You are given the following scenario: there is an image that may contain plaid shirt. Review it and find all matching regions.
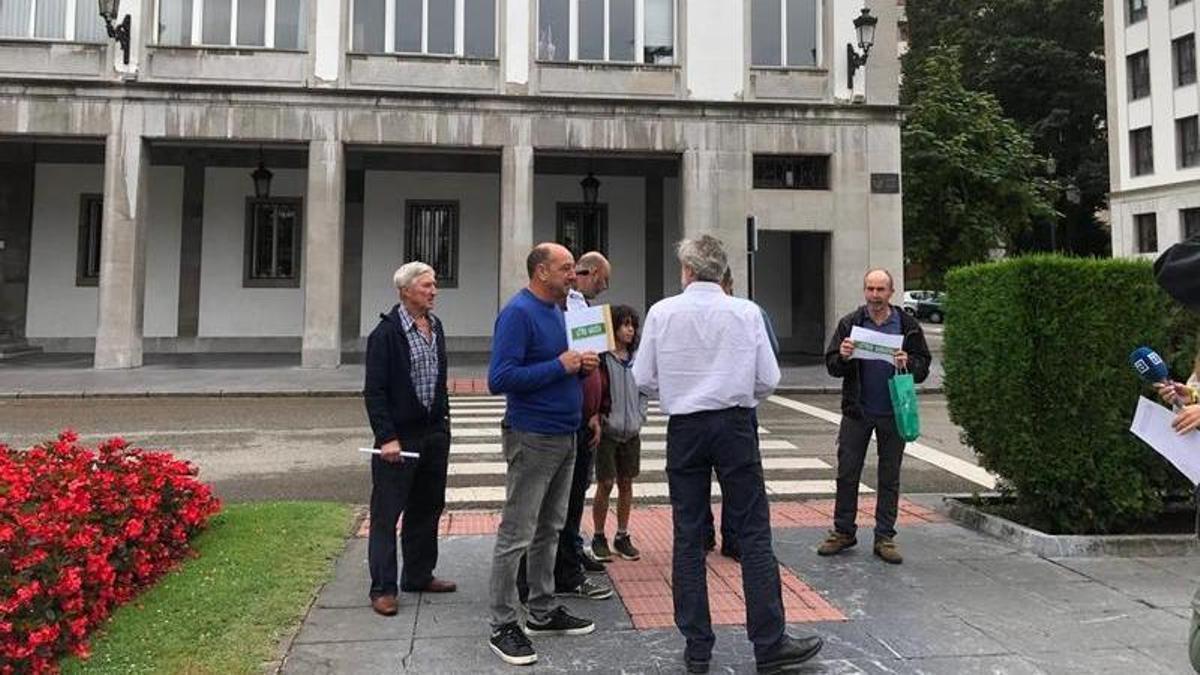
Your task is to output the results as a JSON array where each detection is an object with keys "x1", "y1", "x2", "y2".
[{"x1": 397, "y1": 304, "x2": 440, "y2": 411}]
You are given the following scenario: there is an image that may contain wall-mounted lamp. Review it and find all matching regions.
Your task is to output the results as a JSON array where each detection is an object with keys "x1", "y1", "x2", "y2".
[
  {"x1": 97, "y1": 0, "x2": 131, "y2": 65},
  {"x1": 580, "y1": 172, "x2": 600, "y2": 210},
  {"x1": 846, "y1": 7, "x2": 878, "y2": 91},
  {"x1": 251, "y1": 148, "x2": 274, "y2": 199}
]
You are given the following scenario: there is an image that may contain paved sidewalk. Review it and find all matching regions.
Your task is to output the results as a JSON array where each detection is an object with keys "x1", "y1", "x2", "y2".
[
  {"x1": 0, "y1": 353, "x2": 944, "y2": 398},
  {"x1": 281, "y1": 499, "x2": 1195, "y2": 674}
]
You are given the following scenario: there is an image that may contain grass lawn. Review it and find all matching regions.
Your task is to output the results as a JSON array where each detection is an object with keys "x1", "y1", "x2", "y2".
[{"x1": 63, "y1": 501, "x2": 355, "y2": 674}]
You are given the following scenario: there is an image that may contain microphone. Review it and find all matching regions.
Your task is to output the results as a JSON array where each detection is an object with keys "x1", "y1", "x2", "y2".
[{"x1": 1130, "y1": 346, "x2": 1182, "y2": 411}]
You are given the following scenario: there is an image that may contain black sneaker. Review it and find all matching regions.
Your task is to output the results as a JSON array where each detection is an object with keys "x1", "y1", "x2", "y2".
[
  {"x1": 613, "y1": 533, "x2": 641, "y2": 561},
  {"x1": 556, "y1": 577, "x2": 613, "y2": 600},
  {"x1": 581, "y1": 550, "x2": 606, "y2": 572},
  {"x1": 489, "y1": 621, "x2": 537, "y2": 665},
  {"x1": 591, "y1": 534, "x2": 614, "y2": 562},
  {"x1": 756, "y1": 635, "x2": 823, "y2": 674},
  {"x1": 524, "y1": 606, "x2": 596, "y2": 636}
]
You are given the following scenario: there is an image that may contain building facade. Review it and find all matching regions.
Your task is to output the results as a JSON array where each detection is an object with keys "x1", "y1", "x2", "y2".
[
  {"x1": 1106, "y1": 0, "x2": 1200, "y2": 258},
  {"x1": 0, "y1": 0, "x2": 903, "y2": 368}
]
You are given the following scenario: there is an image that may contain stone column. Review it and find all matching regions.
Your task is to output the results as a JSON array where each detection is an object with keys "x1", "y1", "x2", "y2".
[
  {"x1": 498, "y1": 144, "x2": 534, "y2": 308},
  {"x1": 302, "y1": 139, "x2": 345, "y2": 368},
  {"x1": 680, "y1": 147, "x2": 750, "y2": 292},
  {"x1": 94, "y1": 107, "x2": 149, "y2": 369}
]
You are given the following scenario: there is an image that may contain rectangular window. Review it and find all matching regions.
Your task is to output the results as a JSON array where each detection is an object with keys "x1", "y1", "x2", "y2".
[
  {"x1": 1128, "y1": 50, "x2": 1150, "y2": 100},
  {"x1": 1180, "y1": 116, "x2": 1200, "y2": 169},
  {"x1": 158, "y1": 0, "x2": 308, "y2": 49},
  {"x1": 354, "y1": 0, "x2": 495, "y2": 58},
  {"x1": 1181, "y1": 208, "x2": 1200, "y2": 241},
  {"x1": 76, "y1": 194, "x2": 102, "y2": 287},
  {"x1": 1131, "y1": 127, "x2": 1154, "y2": 176},
  {"x1": 406, "y1": 201, "x2": 460, "y2": 288},
  {"x1": 540, "y1": 0, "x2": 674, "y2": 64},
  {"x1": 753, "y1": 155, "x2": 831, "y2": 190},
  {"x1": 1175, "y1": 35, "x2": 1197, "y2": 87},
  {"x1": 556, "y1": 203, "x2": 609, "y2": 258},
  {"x1": 0, "y1": 0, "x2": 106, "y2": 41},
  {"x1": 1128, "y1": 0, "x2": 1147, "y2": 23},
  {"x1": 244, "y1": 198, "x2": 302, "y2": 287},
  {"x1": 1135, "y1": 213, "x2": 1158, "y2": 254},
  {"x1": 753, "y1": 0, "x2": 821, "y2": 67}
]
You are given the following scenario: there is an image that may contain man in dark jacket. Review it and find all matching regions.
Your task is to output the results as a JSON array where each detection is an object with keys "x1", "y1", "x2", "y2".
[
  {"x1": 818, "y1": 269, "x2": 931, "y2": 565},
  {"x1": 363, "y1": 261, "x2": 456, "y2": 617}
]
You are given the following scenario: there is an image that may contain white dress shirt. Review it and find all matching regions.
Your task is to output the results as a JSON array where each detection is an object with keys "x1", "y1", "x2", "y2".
[
  {"x1": 632, "y1": 281, "x2": 781, "y2": 416},
  {"x1": 566, "y1": 288, "x2": 588, "y2": 312}
]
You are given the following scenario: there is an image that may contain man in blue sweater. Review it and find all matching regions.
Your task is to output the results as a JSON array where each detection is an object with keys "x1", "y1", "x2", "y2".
[{"x1": 486, "y1": 243, "x2": 600, "y2": 666}]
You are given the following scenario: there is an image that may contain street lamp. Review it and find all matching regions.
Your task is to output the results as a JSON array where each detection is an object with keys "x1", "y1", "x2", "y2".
[
  {"x1": 846, "y1": 7, "x2": 878, "y2": 90},
  {"x1": 251, "y1": 149, "x2": 273, "y2": 199},
  {"x1": 580, "y1": 172, "x2": 600, "y2": 209},
  {"x1": 97, "y1": 0, "x2": 131, "y2": 65}
]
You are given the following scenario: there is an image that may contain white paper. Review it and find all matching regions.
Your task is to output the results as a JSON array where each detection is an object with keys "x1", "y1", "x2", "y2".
[
  {"x1": 849, "y1": 325, "x2": 904, "y2": 363},
  {"x1": 565, "y1": 304, "x2": 615, "y2": 353},
  {"x1": 358, "y1": 447, "x2": 421, "y2": 458},
  {"x1": 1130, "y1": 397, "x2": 1200, "y2": 486}
]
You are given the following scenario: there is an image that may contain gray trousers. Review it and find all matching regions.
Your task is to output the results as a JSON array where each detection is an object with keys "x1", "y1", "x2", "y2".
[
  {"x1": 488, "y1": 427, "x2": 576, "y2": 628},
  {"x1": 834, "y1": 413, "x2": 906, "y2": 539}
]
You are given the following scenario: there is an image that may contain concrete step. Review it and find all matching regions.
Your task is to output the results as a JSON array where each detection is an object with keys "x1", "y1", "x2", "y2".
[{"x1": 0, "y1": 340, "x2": 42, "y2": 360}]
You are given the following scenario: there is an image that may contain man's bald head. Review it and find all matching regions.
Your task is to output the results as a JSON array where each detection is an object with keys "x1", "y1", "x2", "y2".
[
  {"x1": 863, "y1": 268, "x2": 895, "y2": 291},
  {"x1": 527, "y1": 243, "x2": 572, "y2": 279},
  {"x1": 574, "y1": 251, "x2": 611, "y2": 300},
  {"x1": 863, "y1": 268, "x2": 896, "y2": 312}
]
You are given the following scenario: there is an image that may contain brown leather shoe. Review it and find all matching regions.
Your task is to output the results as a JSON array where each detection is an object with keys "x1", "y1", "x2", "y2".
[
  {"x1": 371, "y1": 594, "x2": 399, "y2": 616},
  {"x1": 405, "y1": 577, "x2": 457, "y2": 593},
  {"x1": 873, "y1": 537, "x2": 904, "y2": 565},
  {"x1": 816, "y1": 530, "x2": 857, "y2": 556}
]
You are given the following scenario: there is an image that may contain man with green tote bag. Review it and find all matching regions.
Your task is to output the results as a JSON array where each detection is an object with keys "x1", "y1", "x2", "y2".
[{"x1": 817, "y1": 269, "x2": 931, "y2": 565}]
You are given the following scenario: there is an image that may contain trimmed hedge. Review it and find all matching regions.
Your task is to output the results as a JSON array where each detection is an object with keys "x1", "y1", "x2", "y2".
[{"x1": 944, "y1": 256, "x2": 1200, "y2": 534}]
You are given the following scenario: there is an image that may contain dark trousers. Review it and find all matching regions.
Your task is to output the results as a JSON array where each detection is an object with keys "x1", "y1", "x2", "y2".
[
  {"x1": 368, "y1": 429, "x2": 450, "y2": 598},
  {"x1": 518, "y1": 426, "x2": 591, "y2": 598},
  {"x1": 834, "y1": 413, "x2": 906, "y2": 539},
  {"x1": 667, "y1": 407, "x2": 784, "y2": 662},
  {"x1": 704, "y1": 410, "x2": 760, "y2": 554}
]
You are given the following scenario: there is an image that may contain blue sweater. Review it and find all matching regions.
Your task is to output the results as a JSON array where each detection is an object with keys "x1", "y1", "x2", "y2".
[{"x1": 488, "y1": 289, "x2": 582, "y2": 435}]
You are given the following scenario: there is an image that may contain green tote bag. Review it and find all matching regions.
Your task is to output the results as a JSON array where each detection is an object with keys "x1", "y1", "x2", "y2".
[{"x1": 888, "y1": 369, "x2": 921, "y2": 442}]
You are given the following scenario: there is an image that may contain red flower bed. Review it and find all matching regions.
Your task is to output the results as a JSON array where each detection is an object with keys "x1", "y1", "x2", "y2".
[{"x1": 0, "y1": 431, "x2": 221, "y2": 673}]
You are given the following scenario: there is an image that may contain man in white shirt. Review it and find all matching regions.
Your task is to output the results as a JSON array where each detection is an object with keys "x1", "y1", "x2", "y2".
[{"x1": 633, "y1": 235, "x2": 822, "y2": 674}]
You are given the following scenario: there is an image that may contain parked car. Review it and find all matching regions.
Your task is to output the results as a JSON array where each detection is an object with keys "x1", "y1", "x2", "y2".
[
  {"x1": 902, "y1": 290, "x2": 938, "y2": 316},
  {"x1": 915, "y1": 294, "x2": 946, "y2": 323}
]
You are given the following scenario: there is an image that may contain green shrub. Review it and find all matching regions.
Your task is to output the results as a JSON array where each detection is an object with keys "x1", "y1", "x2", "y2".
[{"x1": 944, "y1": 255, "x2": 1200, "y2": 534}]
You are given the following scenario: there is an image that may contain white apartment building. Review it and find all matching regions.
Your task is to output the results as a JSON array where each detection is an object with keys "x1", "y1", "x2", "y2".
[
  {"x1": 1107, "y1": 0, "x2": 1200, "y2": 257},
  {"x1": 0, "y1": 0, "x2": 902, "y2": 369}
]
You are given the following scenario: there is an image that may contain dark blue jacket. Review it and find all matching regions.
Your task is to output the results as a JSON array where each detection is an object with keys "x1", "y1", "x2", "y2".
[{"x1": 363, "y1": 305, "x2": 450, "y2": 447}]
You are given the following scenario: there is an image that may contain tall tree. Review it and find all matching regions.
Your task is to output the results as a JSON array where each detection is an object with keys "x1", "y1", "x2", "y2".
[
  {"x1": 904, "y1": 0, "x2": 1109, "y2": 256},
  {"x1": 902, "y1": 48, "x2": 1058, "y2": 287}
]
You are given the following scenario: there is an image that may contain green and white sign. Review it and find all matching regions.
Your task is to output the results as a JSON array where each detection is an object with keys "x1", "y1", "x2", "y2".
[{"x1": 565, "y1": 304, "x2": 615, "y2": 353}]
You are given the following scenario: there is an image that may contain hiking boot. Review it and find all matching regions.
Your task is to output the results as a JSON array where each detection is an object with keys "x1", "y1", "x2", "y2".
[
  {"x1": 613, "y1": 533, "x2": 641, "y2": 561},
  {"x1": 816, "y1": 530, "x2": 857, "y2": 556},
  {"x1": 556, "y1": 577, "x2": 613, "y2": 600},
  {"x1": 524, "y1": 605, "x2": 596, "y2": 636},
  {"x1": 490, "y1": 621, "x2": 537, "y2": 665},
  {"x1": 591, "y1": 534, "x2": 614, "y2": 562},
  {"x1": 873, "y1": 537, "x2": 903, "y2": 564}
]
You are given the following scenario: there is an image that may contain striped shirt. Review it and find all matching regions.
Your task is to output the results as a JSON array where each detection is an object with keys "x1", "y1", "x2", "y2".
[{"x1": 397, "y1": 304, "x2": 440, "y2": 411}]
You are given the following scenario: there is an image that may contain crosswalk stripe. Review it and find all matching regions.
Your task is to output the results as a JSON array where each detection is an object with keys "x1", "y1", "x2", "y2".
[
  {"x1": 450, "y1": 415, "x2": 670, "y2": 425},
  {"x1": 766, "y1": 395, "x2": 997, "y2": 490},
  {"x1": 447, "y1": 439, "x2": 797, "y2": 454},
  {"x1": 446, "y1": 457, "x2": 830, "y2": 475},
  {"x1": 445, "y1": 479, "x2": 869, "y2": 505},
  {"x1": 447, "y1": 425, "x2": 770, "y2": 439},
  {"x1": 451, "y1": 407, "x2": 664, "y2": 416}
]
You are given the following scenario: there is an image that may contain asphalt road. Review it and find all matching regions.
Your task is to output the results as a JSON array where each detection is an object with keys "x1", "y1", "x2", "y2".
[{"x1": 0, "y1": 391, "x2": 984, "y2": 505}]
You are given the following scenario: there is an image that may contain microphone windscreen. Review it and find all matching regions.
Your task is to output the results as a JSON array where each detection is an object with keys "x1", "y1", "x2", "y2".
[{"x1": 1129, "y1": 346, "x2": 1170, "y2": 383}]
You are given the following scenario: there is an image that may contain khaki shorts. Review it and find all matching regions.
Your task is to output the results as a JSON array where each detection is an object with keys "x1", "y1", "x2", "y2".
[{"x1": 594, "y1": 435, "x2": 641, "y2": 482}]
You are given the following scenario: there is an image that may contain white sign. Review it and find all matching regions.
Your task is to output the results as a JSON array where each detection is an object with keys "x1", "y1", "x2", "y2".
[
  {"x1": 849, "y1": 325, "x2": 904, "y2": 363},
  {"x1": 1130, "y1": 397, "x2": 1200, "y2": 486},
  {"x1": 565, "y1": 304, "x2": 615, "y2": 353}
]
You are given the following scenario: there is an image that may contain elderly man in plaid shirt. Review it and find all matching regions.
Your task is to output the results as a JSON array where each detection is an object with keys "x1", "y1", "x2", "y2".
[{"x1": 363, "y1": 261, "x2": 457, "y2": 617}]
